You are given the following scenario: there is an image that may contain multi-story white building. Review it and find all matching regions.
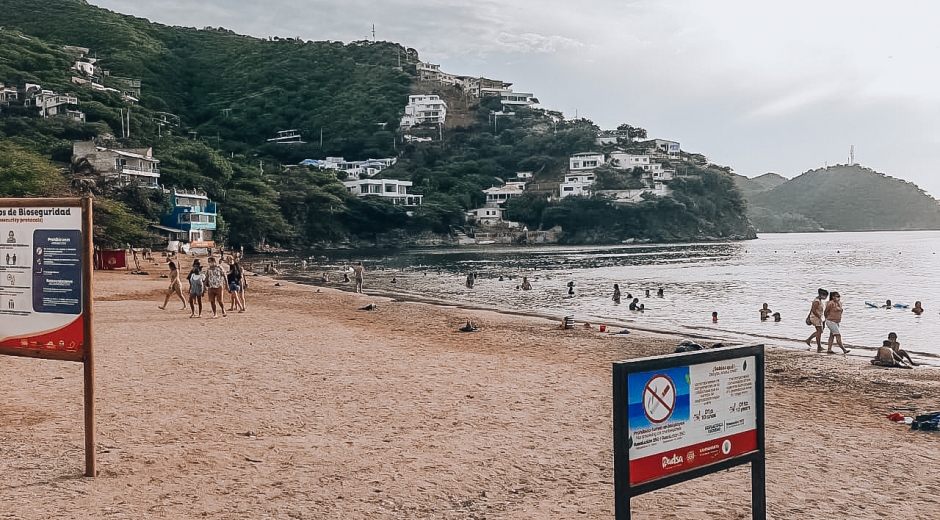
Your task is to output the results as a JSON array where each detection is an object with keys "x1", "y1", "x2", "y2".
[
  {"x1": 400, "y1": 94, "x2": 447, "y2": 128},
  {"x1": 480, "y1": 87, "x2": 539, "y2": 107},
  {"x1": 468, "y1": 182, "x2": 527, "y2": 225},
  {"x1": 26, "y1": 89, "x2": 84, "y2": 122},
  {"x1": 483, "y1": 182, "x2": 526, "y2": 206},
  {"x1": 343, "y1": 178, "x2": 422, "y2": 206},
  {"x1": 559, "y1": 173, "x2": 597, "y2": 198},
  {"x1": 299, "y1": 156, "x2": 397, "y2": 180},
  {"x1": 649, "y1": 139, "x2": 680, "y2": 158},
  {"x1": 569, "y1": 152, "x2": 605, "y2": 171},
  {"x1": 72, "y1": 141, "x2": 161, "y2": 188}
]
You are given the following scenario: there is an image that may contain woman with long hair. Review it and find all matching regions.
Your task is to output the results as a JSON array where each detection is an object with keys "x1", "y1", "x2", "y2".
[{"x1": 158, "y1": 260, "x2": 187, "y2": 310}]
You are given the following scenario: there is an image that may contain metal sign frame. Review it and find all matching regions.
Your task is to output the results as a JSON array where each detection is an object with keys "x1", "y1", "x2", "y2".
[
  {"x1": 0, "y1": 197, "x2": 95, "y2": 477},
  {"x1": 613, "y1": 344, "x2": 765, "y2": 519}
]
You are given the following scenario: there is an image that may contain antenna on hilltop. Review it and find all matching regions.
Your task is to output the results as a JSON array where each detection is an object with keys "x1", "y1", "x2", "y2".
[
  {"x1": 849, "y1": 145, "x2": 855, "y2": 166},
  {"x1": 372, "y1": 24, "x2": 376, "y2": 41}
]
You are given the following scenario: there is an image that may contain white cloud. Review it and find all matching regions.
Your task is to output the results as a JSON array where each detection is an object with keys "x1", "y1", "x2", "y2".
[{"x1": 86, "y1": 0, "x2": 940, "y2": 196}]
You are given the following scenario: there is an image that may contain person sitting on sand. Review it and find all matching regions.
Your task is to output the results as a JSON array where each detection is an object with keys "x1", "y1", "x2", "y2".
[
  {"x1": 888, "y1": 332, "x2": 918, "y2": 366},
  {"x1": 912, "y1": 301, "x2": 924, "y2": 315},
  {"x1": 759, "y1": 303, "x2": 773, "y2": 321},
  {"x1": 459, "y1": 319, "x2": 478, "y2": 332},
  {"x1": 612, "y1": 283, "x2": 621, "y2": 304},
  {"x1": 872, "y1": 340, "x2": 912, "y2": 369}
]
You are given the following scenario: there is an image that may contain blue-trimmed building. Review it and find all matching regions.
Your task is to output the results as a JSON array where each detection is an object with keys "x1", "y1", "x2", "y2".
[{"x1": 159, "y1": 188, "x2": 218, "y2": 248}]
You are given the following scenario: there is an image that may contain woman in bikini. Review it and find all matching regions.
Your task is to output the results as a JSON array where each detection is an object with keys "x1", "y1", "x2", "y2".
[{"x1": 158, "y1": 260, "x2": 187, "y2": 310}]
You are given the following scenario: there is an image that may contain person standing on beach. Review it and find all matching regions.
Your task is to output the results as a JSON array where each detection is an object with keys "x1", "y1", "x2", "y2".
[
  {"x1": 187, "y1": 264, "x2": 206, "y2": 318},
  {"x1": 824, "y1": 291, "x2": 849, "y2": 354},
  {"x1": 612, "y1": 283, "x2": 621, "y2": 304},
  {"x1": 205, "y1": 257, "x2": 228, "y2": 318},
  {"x1": 352, "y1": 262, "x2": 364, "y2": 293},
  {"x1": 158, "y1": 260, "x2": 187, "y2": 310},
  {"x1": 805, "y1": 288, "x2": 828, "y2": 352},
  {"x1": 227, "y1": 262, "x2": 245, "y2": 312}
]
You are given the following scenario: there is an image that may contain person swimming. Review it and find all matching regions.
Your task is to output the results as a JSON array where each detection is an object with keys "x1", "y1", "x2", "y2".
[
  {"x1": 912, "y1": 301, "x2": 924, "y2": 315},
  {"x1": 772, "y1": 312, "x2": 781, "y2": 322},
  {"x1": 629, "y1": 298, "x2": 640, "y2": 310},
  {"x1": 759, "y1": 303, "x2": 773, "y2": 321}
]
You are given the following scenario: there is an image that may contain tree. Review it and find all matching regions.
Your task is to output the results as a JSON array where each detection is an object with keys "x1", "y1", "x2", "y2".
[{"x1": 0, "y1": 141, "x2": 65, "y2": 196}]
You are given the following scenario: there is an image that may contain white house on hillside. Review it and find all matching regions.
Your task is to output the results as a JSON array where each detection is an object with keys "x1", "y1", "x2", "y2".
[
  {"x1": 400, "y1": 95, "x2": 447, "y2": 128},
  {"x1": 343, "y1": 178, "x2": 422, "y2": 206},
  {"x1": 72, "y1": 141, "x2": 160, "y2": 188},
  {"x1": 569, "y1": 152, "x2": 604, "y2": 171},
  {"x1": 467, "y1": 182, "x2": 526, "y2": 225},
  {"x1": 559, "y1": 173, "x2": 597, "y2": 198}
]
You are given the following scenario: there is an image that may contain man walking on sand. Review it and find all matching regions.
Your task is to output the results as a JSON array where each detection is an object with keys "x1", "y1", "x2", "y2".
[
  {"x1": 352, "y1": 262, "x2": 364, "y2": 293},
  {"x1": 205, "y1": 256, "x2": 228, "y2": 318},
  {"x1": 824, "y1": 291, "x2": 849, "y2": 354}
]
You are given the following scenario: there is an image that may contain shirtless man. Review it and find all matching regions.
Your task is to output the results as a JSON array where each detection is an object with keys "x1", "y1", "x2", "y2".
[
  {"x1": 824, "y1": 291, "x2": 849, "y2": 354},
  {"x1": 759, "y1": 303, "x2": 772, "y2": 321},
  {"x1": 888, "y1": 332, "x2": 918, "y2": 366},
  {"x1": 352, "y1": 262, "x2": 364, "y2": 293},
  {"x1": 872, "y1": 340, "x2": 912, "y2": 369}
]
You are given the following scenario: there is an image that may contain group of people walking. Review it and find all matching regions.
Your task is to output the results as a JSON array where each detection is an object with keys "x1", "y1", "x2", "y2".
[
  {"x1": 804, "y1": 288, "x2": 849, "y2": 355},
  {"x1": 159, "y1": 256, "x2": 247, "y2": 318}
]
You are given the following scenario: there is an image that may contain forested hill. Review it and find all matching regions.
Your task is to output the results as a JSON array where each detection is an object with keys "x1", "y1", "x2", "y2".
[
  {"x1": 743, "y1": 165, "x2": 940, "y2": 232},
  {"x1": 0, "y1": 0, "x2": 411, "y2": 159},
  {"x1": 0, "y1": 0, "x2": 754, "y2": 248}
]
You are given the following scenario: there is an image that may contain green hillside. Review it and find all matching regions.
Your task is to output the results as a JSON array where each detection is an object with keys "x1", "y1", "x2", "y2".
[
  {"x1": 746, "y1": 165, "x2": 940, "y2": 232},
  {"x1": 0, "y1": 0, "x2": 755, "y2": 247}
]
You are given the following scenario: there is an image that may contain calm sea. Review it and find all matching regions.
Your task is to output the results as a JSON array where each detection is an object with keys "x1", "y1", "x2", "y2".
[{"x1": 272, "y1": 231, "x2": 940, "y2": 359}]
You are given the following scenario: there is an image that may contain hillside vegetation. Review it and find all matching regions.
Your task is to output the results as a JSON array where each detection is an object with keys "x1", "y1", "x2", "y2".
[
  {"x1": 0, "y1": 0, "x2": 754, "y2": 247},
  {"x1": 743, "y1": 165, "x2": 940, "y2": 232}
]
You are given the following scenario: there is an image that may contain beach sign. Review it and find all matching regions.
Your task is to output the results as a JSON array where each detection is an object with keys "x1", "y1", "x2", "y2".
[
  {"x1": 0, "y1": 197, "x2": 96, "y2": 477},
  {"x1": 613, "y1": 344, "x2": 766, "y2": 519}
]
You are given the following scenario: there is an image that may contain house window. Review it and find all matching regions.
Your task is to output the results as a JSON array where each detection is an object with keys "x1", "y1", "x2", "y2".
[
  {"x1": 563, "y1": 187, "x2": 574, "y2": 191},
  {"x1": 584, "y1": 161, "x2": 597, "y2": 167},
  {"x1": 572, "y1": 162, "x2": 580, "y2": 168}
]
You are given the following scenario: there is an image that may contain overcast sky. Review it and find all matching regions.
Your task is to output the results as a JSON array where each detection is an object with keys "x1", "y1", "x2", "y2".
[{"x1": 90, "y1": 0, "x2": 940, "y2": 196}]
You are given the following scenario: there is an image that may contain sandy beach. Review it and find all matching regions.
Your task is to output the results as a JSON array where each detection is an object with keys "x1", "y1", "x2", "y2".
[{"x1": 2, "y1": 259, "x2": 939, "y2": 519}]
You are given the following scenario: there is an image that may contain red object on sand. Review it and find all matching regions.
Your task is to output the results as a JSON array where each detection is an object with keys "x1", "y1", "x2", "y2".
[{"x1": 887, "y1": 412, "x2": 905, "y2": 422}]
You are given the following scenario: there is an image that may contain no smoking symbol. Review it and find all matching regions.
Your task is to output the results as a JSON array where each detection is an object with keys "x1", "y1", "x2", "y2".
[{"x1": 643, "y1": 375, "x2": 676, "y2": 424}]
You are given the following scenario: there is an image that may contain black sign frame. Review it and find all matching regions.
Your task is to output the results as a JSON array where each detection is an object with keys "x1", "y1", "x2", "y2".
[{"x1": 613, "y1": 344, "x2": 766, "y2": 519}]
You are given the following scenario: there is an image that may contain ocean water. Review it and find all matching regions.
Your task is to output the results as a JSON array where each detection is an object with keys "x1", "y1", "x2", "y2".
[{"x1": 273, "y1": 231, "x2": 940, "y2": 358}]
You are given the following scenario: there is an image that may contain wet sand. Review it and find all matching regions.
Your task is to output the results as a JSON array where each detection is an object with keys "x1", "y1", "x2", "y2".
[{"x1": 2, "y1": 260, "x2": 939, "y2": 519}]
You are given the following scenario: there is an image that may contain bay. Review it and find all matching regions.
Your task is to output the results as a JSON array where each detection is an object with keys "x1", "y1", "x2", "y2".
[{"x1": 273, "y1": 230, "x2": 940, "y2": 359}]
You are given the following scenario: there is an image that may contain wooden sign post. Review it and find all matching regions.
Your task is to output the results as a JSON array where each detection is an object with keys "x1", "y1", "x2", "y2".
[{"x1": 0, "y1": 197, "x2": 95, "y2": 477}]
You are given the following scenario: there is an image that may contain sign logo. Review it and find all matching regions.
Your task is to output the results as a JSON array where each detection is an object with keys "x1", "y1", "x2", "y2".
[
  {"x1": 643, "y1": 374, "x2": 676, "y2": 424},
  {"x1": 722, "y1": 439, "x2": 732, "y2": 455}
]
